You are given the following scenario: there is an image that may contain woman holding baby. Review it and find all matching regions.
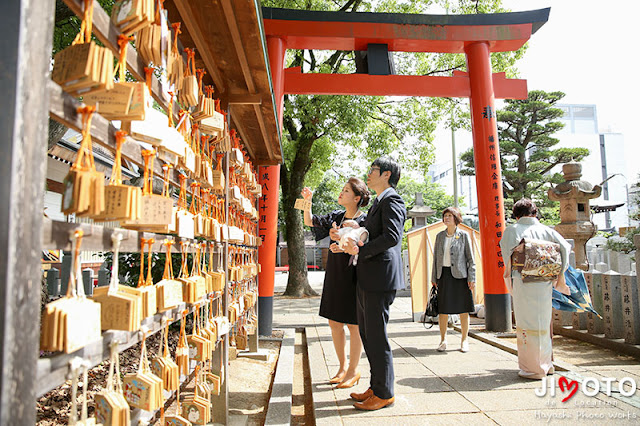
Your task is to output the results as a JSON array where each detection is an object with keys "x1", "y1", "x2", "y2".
[{"x1": 302, "y1": 177, "x2": 370, "y2": 389}]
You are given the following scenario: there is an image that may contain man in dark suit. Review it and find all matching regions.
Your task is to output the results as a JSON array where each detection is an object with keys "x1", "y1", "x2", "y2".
[{"x1": 343, "y1": 157, "x2": 406, "y2": 410}]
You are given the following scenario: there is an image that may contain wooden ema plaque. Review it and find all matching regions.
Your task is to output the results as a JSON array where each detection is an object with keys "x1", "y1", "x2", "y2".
[
  {"x1": 83, "y1": 83, "x2": 134, "y2": 120},
  {"x1": 156, "y1": 279, "x2": 183, "y2": 312},
  {"x1": 189, "y1": 243, "x2": 207, "y2": 300},
  {"x1": 150, "y1": 322, "x2": 179, "y2": 391},
  {"x1": 52, "y1": 38, "x2": 115, "y2": 97},
  {"x1": 123, "y1": 337, "x2": 162, "y2": 411},
  {"x1": 92, "y1": 286, "x2": 141, "y2": 331},
  {"x1": 181, "y1": 368, "x2": 211, "y2": 425},
  {"x1": 92, "y1": 234, "x2": 142, "y2": 331},
  {"x1": 61, "y1": 107, "x2": 106, "y2": 219},
  {"x1": 40, "y1": 231, "x2": 101, "y2": 353},
  {"x1": 121, "y1": 149, "x2": 173, "y2": 232},
  {"x1": 156, "y1": 240, "x2": 184, "y2": 312},
  {"x1": 175, "y1": 312, "x2": 190, "y2": 375},
  {"x1": 187, "y1": 308, "x2": 210, "y2": 362},
  {"x1": 121, "y1": 194, "x2": 173, "y2": 230},
  {"x1": 111, "y1": 0, "x2": 153, "y2": 36}
]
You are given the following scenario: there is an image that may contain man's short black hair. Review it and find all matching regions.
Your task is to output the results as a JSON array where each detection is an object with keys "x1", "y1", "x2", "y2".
[{"x1": 372, "y1": 157, "x2": 401, "y2": 188}]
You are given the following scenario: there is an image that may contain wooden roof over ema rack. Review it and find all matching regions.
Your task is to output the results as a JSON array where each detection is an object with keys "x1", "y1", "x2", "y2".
[{"x1": 164, "y1": 0, "x2": 282, "y2": 166}]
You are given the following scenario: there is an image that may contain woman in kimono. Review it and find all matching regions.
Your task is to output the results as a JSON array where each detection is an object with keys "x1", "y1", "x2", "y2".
[
  {"x1": 301, "y1": 177, "x2": 370, "y2": 388},
  {"x1": 499, "y1": 199, "x2": 571, "y2": 379}
]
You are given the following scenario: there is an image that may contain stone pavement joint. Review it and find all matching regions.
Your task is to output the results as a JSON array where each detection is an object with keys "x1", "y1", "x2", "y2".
[{"x1": 273, "y1": 272, "x2": 640, "y2": 425}]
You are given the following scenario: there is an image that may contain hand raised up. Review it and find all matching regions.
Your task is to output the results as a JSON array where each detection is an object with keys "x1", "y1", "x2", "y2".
[{"x1": 301, "y1": 187, "x2": 314, "y2": 201}]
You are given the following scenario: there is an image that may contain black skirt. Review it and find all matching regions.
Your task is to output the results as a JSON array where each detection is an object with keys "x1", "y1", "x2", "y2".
[
  {"x1": 319, "y1": 251, "x2": 358, "y2": 324},
  {"x1": 437, "y1": 267, "x2": 474, "y2": 314}
]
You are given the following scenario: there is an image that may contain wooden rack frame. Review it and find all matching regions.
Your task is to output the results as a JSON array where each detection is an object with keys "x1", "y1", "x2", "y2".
[{"x1": 0, "y1": 0, "x2": 264, "y2": 423}]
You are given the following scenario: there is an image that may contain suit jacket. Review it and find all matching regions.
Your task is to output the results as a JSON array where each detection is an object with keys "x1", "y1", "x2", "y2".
[
  {"x1": 431, "y1": 228, "x2": 476, "y2": 283},
  {"x1": 356, "y1": 187, "x2": 407, "y2": 292}
]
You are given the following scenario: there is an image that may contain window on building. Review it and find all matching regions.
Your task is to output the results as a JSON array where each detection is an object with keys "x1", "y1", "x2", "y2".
[{"x1": 572, "y1": 106, "x2": 595, "y2": 119}]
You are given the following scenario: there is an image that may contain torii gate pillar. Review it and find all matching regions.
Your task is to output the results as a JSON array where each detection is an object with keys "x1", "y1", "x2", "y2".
[
  {"x1": 465, "y1": 42, "x2": 510, "y2": 331},
  {"x1": 257, "y1": 36, "x2": 286, "y2": 336}
]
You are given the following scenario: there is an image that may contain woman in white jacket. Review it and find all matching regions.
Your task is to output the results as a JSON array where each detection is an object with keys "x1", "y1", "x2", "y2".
[{"x1": 431, "y1": 207, "x2": 476, "y2": 353}]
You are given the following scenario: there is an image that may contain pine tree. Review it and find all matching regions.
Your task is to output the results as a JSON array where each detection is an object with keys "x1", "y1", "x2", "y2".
[{"x1": 460, "y1": 90, "x2": 589, "y2": 222}]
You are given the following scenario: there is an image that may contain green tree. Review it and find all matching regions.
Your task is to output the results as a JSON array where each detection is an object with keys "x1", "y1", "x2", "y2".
[
  {"x1": 396, "y1": 176, "x2": 460, "y2": 224},
  {"x1": 263, "y1": 0, "x2": 522, "y2": 296},
  {"x1": 460, "y1": 90, "x2": 589, "y2": 223}
]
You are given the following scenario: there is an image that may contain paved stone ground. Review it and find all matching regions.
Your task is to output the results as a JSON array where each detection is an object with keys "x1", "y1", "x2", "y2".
[{"x1": 273, "y1": 271, "x2": 640, "y2": 425}]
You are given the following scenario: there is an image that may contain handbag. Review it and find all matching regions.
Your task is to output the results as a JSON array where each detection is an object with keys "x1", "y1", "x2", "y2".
[
  {"x1": 425, "y1": 285, "x2": 438, "y2": 317},
  {"x1": 422, "y1": 285, "x2": 439, "y2": 328},
  {"x1": 511, "y1": 237, "x2": 562, "y2": 282}
]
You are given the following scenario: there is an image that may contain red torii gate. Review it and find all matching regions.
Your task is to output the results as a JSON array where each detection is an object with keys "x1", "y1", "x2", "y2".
[{"x1": 258, "y1": 7, "x2": 550, "y2": 332}]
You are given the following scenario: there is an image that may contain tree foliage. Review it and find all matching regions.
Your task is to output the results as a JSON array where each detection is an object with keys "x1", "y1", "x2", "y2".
[
  {"x1": 460, "y1": 90, "x2": 589, "y2": 223},
  {"x1": 262, "y1": 0, "x2": 522, "y2": 296},
  {"x1": 396, "y1": 176, "x2": 460, "y2": 224}
]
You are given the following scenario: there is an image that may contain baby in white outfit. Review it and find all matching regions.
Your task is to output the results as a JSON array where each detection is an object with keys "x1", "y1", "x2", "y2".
[{"x1": 336, "y1": 220, "x2": 369, "y2": 265}]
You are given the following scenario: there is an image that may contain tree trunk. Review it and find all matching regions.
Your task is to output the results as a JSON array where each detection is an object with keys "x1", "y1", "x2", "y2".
[
  {"x1": 283, "y1": 198, "x2": 316, "y2": 296},
  {"x1": 281, "y1": 136, "x2": 318, "y2": 297}
]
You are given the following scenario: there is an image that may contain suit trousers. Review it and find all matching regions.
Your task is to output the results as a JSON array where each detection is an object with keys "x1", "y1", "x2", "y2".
[{"x1": 356, "y1": 286, "x2": 396, "y2": 399}]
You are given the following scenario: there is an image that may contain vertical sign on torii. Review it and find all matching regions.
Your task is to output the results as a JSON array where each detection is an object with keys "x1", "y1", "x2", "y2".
[{"x1": 261, "y1": 7, "x2": 550, "y2": 331}]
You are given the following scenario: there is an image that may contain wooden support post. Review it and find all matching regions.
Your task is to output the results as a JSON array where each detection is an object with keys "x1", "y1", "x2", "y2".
[{"x1": 0, "y1": 0, "x2": 54, "y2": 422}]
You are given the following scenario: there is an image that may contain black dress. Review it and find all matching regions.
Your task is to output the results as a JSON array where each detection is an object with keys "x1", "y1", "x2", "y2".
[{"x1": 312, "y1": 210, "x2": 367, "y2": 325}]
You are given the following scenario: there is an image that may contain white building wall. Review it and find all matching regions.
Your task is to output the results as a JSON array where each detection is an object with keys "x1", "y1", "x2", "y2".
[
  {"x1": 554, "y1": 105, "x2": 629, "y2": 230},
  {"x1": 429, "y1": 125, "x2": 478, "y2": 213}
]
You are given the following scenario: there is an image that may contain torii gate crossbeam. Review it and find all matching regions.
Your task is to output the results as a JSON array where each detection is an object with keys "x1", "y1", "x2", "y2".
[{"x1": 258, "y1": 7, "x2": 550, "y2": 333}]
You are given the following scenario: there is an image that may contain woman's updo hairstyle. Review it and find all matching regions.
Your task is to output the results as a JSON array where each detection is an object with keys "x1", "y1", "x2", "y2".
[
  {"x1": 512, "y1": 198, "x2": 538, "y2": 219},
  {"x1": 348, "y1": 177, "x2": 370, "y2": 208}
]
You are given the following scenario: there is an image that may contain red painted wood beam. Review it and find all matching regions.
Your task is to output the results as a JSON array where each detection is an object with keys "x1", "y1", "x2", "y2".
[
  {"x1": 283, "y1": 68, "x2": 527, "y2": 99},
  {"x1": 263, "y1": 20, "x2": 532, "y2": 53}
]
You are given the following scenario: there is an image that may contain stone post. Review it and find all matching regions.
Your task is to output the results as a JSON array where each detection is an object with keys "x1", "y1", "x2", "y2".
[
  {"x1": 618, "y1": 253, "x2": 632, "y2": 274},
  {"x1": 608, "y1": 250, "x2": 619, "y2": 272},
  {"x1": 82, "y1": 269, "x2": 93, "y2": 296},
  {"x1": 548, "y1": 163, "x2": 601, "y2": 271},
  {"x1": 60, "y1": 251, "x2": 71, "y2": 296},
  {"x1": 602, "y1": 271, "x2": 624, "y2": 339},
  {"x1": 572, "y1": 311, "x2": 588, "y2": 330},
  {"x1": 621, "y1": 272, "x2": 639, "y2": 344},
  {"x1": 97, "y1": 269, "x2": 110, "y2": 287},
  {"x1": 553, "y1": 309, "x2": 573, "y2": 328},
  {"x1": 585, "y1": 270, "x2": 605, "y2": 334},
  {"x1": 46, "y1": 268, "x2": 60, "y2": 298}
]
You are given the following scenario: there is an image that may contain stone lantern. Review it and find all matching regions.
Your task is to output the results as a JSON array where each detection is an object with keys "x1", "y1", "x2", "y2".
[
  {"x1": 408, "y1": 193, "x2": 435, "y2": 230},
  {"x1": 548, "y1": 163, "x2": 602, "y2": 270}
]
